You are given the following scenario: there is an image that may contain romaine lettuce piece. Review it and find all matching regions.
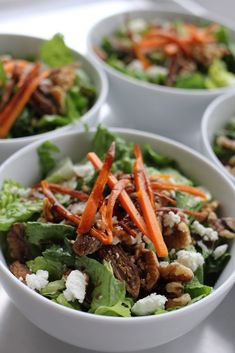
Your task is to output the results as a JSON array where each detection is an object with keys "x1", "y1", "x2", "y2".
[
  {"x1": 0, "y1": 180, "x2": 42, "y2": 231},
  {"x1": 27, "y1": 256, "x2": 65, "y2": 280},
  {"x1": 40, "y1": 279, "x2": 65, "y2": 298},
  {"x1": 47, "y1": 158, "x2": 75, "y2": 183},
  {"x1": 144, "y1": 144, "x2": 174, "y2": 167},
  {"x1": 206, "y1": 60, "x2": 235, "y2": 88},
  {"x1": 76, "y1": 256, "x2": 125, "y2": 312},
  {"x1": 175, "y1": 72, "x2": 206, "y2": 89},
  {"x1": 24, "y1": 222, "x2": 75, "y2": 247},
  {"x1": 184, "y1": 277, "x2": 212, "y2": 298},
  {"x1": 43, "y1": 244, "x2": 75, "y2": 267},
  {"x1": 37, "y1": 141, "x2": 60, "y2": 178}
]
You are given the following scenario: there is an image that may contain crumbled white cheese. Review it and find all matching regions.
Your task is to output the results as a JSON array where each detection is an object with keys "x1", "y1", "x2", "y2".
[
  {"x1": 130, "y1": 232, "x2": 143, "y2": 245},
  {"x1": 63, "y1": 270, "x2": 87, "y2": 303},
  {"x1": 132, "y1": 293, "x2": 167, "y2": 316},
  {"x1": 69, "y1": 202, "x2": 87, "y2": 215},
  {"x1": 213, "y1": 244, "x2": 228, "y2": 260},
  {"x1": 146, "y1": 65, "x2": 167, "y2": 78},
  {"x1": 112, "y1": 236, "x2": 121, "y2": 245},
  {"x1": 127, "y1": 59, "x2": 144, "y2": 72},
  {"x1": 112, "y1": 216, "x2": 118, "y2": 225},
  {"x1": 74, "y1": 162, "x2": 94, "y2": 178},
  {"x1": 26, "y1": 270, "x2": 49, "y2": 291},
  {"x1": 197, "y1": 240, "x2": 209, "y2": 253},
  {"x1": 191, "y1": 221, "x2": 218, "y2": 242},
  {"x1": 163, "y1": 211, "x2": 181, "y2": 228},
  {"x1": 128, "y1": 18, "x2": 147, "y2": 33},
  {"x1": 176, "y1": 250, "x2": 204, "y2": 272}
]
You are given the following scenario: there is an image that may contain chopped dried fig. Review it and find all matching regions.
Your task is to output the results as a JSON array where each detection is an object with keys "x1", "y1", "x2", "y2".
[
  {"x1": 9, "y1": 261, "x2": 30, "y2": 282},
  {"x1": 73, "y1": 234, "x2": 102, "y2": 256},
  {"x1": 6, "y1": 224, "x2": 30, "y2": 262}
]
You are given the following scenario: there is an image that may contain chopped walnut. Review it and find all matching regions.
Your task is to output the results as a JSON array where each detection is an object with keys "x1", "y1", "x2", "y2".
[
  {"x1": 6, "y1": 224, "x2": 30, "y2": 262},
  {"x1": 208, "y1": 212, "x2": 235, "y2": 239},
  {"x1": 192, "y1": 43, "x2": 229, "y2": 67},
  {"x1": 136, "y1": 249, "x2": 160, "y2": 291},
  {"x1": 159, "y1": 262, "x2": 193, "y2": 283},
  {"x1": 216, "y1": 136, "x2": 235, "y2": 151},
  {"x1": 165, "y1": 281, "x2": 184, "y2": 298},
  {"x1": 9, "y1": 261, "x2": 30, "y2": 282},
  {"x1": 164, "y1": 221, "x2": 192, "y2": 250},
  {"x1": 166, "y1": 293, "x2": 191, "y2": 309}
]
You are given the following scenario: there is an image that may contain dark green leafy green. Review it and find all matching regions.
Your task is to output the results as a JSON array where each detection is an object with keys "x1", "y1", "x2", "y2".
[
  {"x1": 176, "y1": 191, "x2": 204, "y2": 211},
  {"x1": 43, "y1": 244, "x2": 75, "y2": 267},
  {"x1": 37, "y1": 141, "x2": 60, "y2": 178},
  {"x1": 184, "y1": 277, "x2": 212, "y2": 298},
  {"x1": 76, "y1": 256, "x2": 125, "y2": 312},
  {"x1": 39, "y1": 33, "x2": 74, "y2": 67},
  {"x1": 0, "y1": 61, "x2": 7, "y2": 87},
  {"x1": 204, "y1": 251, "x2": 231, "y2": 286},
  {"x1": 27, "y1": 256, "x2": 65, "y2": 280},
  {"x1": 144, "y1": 144, "x2": 174, "y2": 167},
  {"x1": 175, "y1": 72, "x2": 206, "y2": 89},
  {"x1": 54, "y1": 293, "x2": 81, "y2": 310},
  {"x1": 47, "y1": 158, "x2": 75, "y2": 183},
  {"x1": 24, "y1": 222, "x2": 75, "y2": 247}
]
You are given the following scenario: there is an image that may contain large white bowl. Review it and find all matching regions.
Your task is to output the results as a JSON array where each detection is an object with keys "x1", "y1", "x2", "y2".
[
  {"x1": 201, "y1": 92, "x2": 235, "y2": 182},
  {"x1": 0, "y1": 128, "x2": 234, "y2": 352},
  {"x1": 87, "y1": 9, "x2": 235, "y2": 147},
  {"x1": 0, "y1": 34, "x2": 108, "y2": 164}
]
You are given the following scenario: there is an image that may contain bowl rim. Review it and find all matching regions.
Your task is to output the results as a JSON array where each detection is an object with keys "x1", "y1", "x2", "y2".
[
  {"x1": 201, "y1": 91, "x2": 235, "y2": 183},
  {"x1": 0, "y1": 127, "x2": 235, "y2": 322},
  {"x1": 87, "y1": 7, "x2": 235, "y2": 97},
  {"x1": 0, "y1": 33, "x2": 108, "y2": 144}
]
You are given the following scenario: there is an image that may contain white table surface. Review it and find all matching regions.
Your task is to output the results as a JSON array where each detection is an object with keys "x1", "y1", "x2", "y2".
[{"x1": 0, "y1": 1, "x2": 234, "y2": 352}]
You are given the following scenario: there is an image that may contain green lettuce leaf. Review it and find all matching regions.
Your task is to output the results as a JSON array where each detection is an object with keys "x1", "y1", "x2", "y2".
[
  {"x1": 43, "y1": 244, "x2": 75, "y2": 267},
  {"x1": 206, "y1": 60, "x2": 235, "y2": 88},
  {"x1": 175, "y1": 72, "x2": 206, "y2": 89},
  {"x1": 93, "y1": 300, "x2": 131, "y2": 317},
  {"x1": 0, "y1": 61, "x2": 7, "y2": 87},
  {"x1": 204, "y1": 251, "x2": 231, "y2": 286},
  {"x1": 27, "y1": 256, "x2": 65, "y2": 280},
  {"x1": 0, "y1": 180, "x2": 42, "y2": 231},
  {"x1": 53, "y1": 293, "x2": 81, "y2": 310},
  {"x1": 184, "y1": 277, "x2": 212, "y2": 298},
  {"x1": 40, "y1": 279, "x2": 65, "y2": 298},
  {"x1": 144, "y1": 144, "x2": 174, "y2": 167},
  {"x1": 75, "y1": 256, "x2": 125, "y2": 312},
  {"x1": 37, "y1": 140, "x2": 60, "y2": 178},
  {"x1": 47, "y1": 158, "x2": 75, "y2": 183},
  {"x1": 39, "y1": 33, "x2": 74, "y2": 67},
  {"x1": 24, "y1": 222, "x2": 75, "y2": 247}
]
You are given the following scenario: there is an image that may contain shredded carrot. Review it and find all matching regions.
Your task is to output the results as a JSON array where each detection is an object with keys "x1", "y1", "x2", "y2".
[
  {"x1": 105, "y1": 178, "x2": 129, "y2": 234},
  {"x1": 164, "y1": 43, "x2": 179, "y2": 56},
  {"x1": 134, "y1": 147, "x2": 168, "y2": 257},
  {"x1": 154, "y1": 192, "x2": 177, "y2": 206},
  {"x1": 3, "y1": 60, "x2": 29, "y2": 74},
  {"x1": 41, "y1": 180, "x2": 81, "y2": 225},
  {"x1": 48, "y1": 183, "x2": 89, "y2": 201},
  {"x1": 0, "y1": 64, "x2": 50, "y2": 138},
  {"x1": 151, "y1": 182, "x2": 207, "y2": 200},
  {"x1": 87, "y1": 152, "x2": 148, "y2": 235},
  {"x1": 134, "y1": 144, "x2": 155, "y2": 209},
  {"x1": 78, "y1": 143, "x2": 115, "y2": 234}
]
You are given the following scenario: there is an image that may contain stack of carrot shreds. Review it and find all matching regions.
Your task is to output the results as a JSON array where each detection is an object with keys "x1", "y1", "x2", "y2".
[
  {"x1": 1, "y1": 127, "x2": 234, "y2": 316},
  {"x1": 0, "y1": 34, "x2": 96, "y2": 139},
  {"x1": 97, "y1": 17, "x2": 235, "y2": 89}
]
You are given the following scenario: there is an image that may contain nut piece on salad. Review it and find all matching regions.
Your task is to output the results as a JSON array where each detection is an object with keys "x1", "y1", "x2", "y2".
[{"x1": 0, "y1": 126, "x2": 234, "y2": 317}]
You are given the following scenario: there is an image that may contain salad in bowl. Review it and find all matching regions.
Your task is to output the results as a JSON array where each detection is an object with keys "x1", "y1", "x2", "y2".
[
  {"x1": 1, "y1": 126, "x2": 234, "y2": 317},
  {"x1": 0, "y1": 33, "x2": 107, "y2": 163},
  {"x1": 96, "y1": 17, "x2": 235, "y2": 90}
]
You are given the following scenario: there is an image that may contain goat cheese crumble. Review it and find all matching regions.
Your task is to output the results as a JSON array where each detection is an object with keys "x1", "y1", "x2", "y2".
[
  {"x1": 74, "y1": 162, "x2": 94, "y2": 178},
  {"x1": 164, "y1": 211, "x2": 181, "y2": 228},
  {"x1": 191, "y1": 220, "x2": 218, "y2": 241},
  {"x1": 132, "y1": 293, "x2": 167, "y2": 316},
  {"x1": 26, "y1": 270, "x2": 49, "y2": 291},
  {"x1": 213, "y1": 244, "x2": 228, "y2": 260},
  {"x1": 63, "y1": 270, "x2": 87, "y2": 303},
  {"x1": 176, "y1": 250, "x2": 204, "y2": 272},
  {"x1": 128, "y1": 18, "x2": 147, "y2": 33},
  {"x1": 69, "y1": 202, "x2": 87, "y2": 215}
]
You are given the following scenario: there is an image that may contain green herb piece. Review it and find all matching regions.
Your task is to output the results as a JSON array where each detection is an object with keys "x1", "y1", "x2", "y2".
[
  {"x1": 40, "y1": 279, "x2": 65, "y2": 298},
  {"x1": 37, "y1": 141, "x2": 60, "y2": 178},
  {"x1": 40, "y1": 33, "x2": 74, "y2": 67},
  {"x1": 144, "y1": 144, "x2": 174, "y2": 167}
]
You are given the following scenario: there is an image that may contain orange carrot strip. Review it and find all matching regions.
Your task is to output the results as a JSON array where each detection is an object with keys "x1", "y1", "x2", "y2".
[
  {"x1": 151, "y1": 182, "x2": 207, "y2": 200},
  {"x1": 87, "y1": 152, "x2": 148, "y2": 235},
  {"x1": 134, "y1": 157, "x2": 168, "y2": 257},
  {"x1": 134, "y1": 144, "x2": 155, "y2": 209},
  {"x1": 106, "y1": 179, "x2": 130, "y2": 234},
  {"x1": 139, "y1": 38, "x2": 169, "y2": 49},
  {"x1": 78, "y1": 143, "x2": 115, "y2": 234},
  {"x1": 41, "y1": 180, "x2": 81, "y2": 225},
  {"x1": 164, "y1": 43, "x2": 179, "y2": 56},
  {"x1": 99, "y1": 202, "x2": 113, "y2": 244},
  {"x1": 0, "y1": 64, "x2": 50, "y2": 138},
  {"x1": 48, "y1": 183, "x2": 89, "y2": 201},
  {"x1": 3, "y1": 60, "x2": 29, "y2": 74}
]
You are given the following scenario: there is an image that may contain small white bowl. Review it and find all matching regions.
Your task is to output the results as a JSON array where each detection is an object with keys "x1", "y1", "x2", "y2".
[
  {"x1": 0, "y1": 128, "x2": 234, "y2": 352},
  {"x1": 201, "y1": 92, "x2": 235, "y2": 182},
  {"x1": 87, "y1": 9, "x2": 235, "y2": 146},
  {"x1": 0, "y1": 34, "x2": 108, "y2": 163}
]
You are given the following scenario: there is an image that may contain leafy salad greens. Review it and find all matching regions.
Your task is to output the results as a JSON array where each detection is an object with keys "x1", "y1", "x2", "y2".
[{"x1": 0, "y1": 126, "x2": 234, "y2": 317}]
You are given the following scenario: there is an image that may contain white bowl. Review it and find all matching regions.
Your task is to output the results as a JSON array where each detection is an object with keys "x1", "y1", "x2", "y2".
[
  {"x1": 201, "y1": 92, "x2": 235, "y2": 182},
  {"x1": 87, "y1": 9, "x2": 235, "y2": 147},
  {"x1": 0, "y1": 128, "x2": 234, "y2": 352},
  {"x1": 0, "y1": 34, "x2": 108, "y2": 164}
]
